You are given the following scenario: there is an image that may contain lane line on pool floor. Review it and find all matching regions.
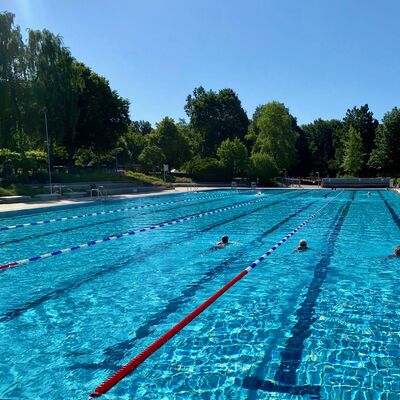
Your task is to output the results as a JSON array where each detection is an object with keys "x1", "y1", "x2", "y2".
[
  {"x1": 73, "y1": 198, "x2": 318, "y2": 371},
  {"x1": 378, "y1": 191, "x2": 400, "y2": 229},
  {"x1": 88, "y1": 191, "x2": 343, "y2": 398},
  {"x1": 0, "y1": 192, "x2": 234, "y2": 231},
  {"x1": 243, "y1": 192, "x2": 354, "y2": 398},
  {"x1": 0, "y1": 197, "x2": 269, "y2": 271},
  {"x1": 0, "y1": 191, "x2": 309, "y2": 323}
]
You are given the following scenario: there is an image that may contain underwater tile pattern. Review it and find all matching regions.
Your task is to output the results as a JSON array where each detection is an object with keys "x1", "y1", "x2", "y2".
[{"x1": 0, "y1": 189, "x2": 399, "y2": 399}]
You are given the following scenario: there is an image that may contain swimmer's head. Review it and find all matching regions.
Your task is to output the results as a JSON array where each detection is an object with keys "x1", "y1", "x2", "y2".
[
  {"x1": 299, "y1": 239, "x2": 307, "y2": 248},
  {"x1": 394, "y1": 246, "x2": 400, "y2": 256},
  {"x1": 221, "y1": 236, "x2": 229, "y2": 244}
]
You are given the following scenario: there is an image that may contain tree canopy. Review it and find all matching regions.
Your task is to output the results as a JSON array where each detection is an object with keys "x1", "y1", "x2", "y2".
[
  {"x1": 184, "y1": 86, "x2": 249, "y2": 157},
  {"x1": 341, "y1": 126, "x2": 363, "y2": 176},
  {"x1": 250, "y1": 101, "x2": 298, "y2": 174},
  {"x1": 1, "y1": 10, "x2": 400, "y2": 185}
]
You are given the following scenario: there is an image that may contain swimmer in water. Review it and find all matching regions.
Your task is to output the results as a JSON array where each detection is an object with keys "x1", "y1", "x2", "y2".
[
  {"x1": 368, "y1": 192, "x2": 371, "y2": 196},
  {"x1": 292, "y1": 239, "x2": 309, "y2": 253},
  {"x1": 256, "y1": 191, "x2": 262, "y2": 196},
  {"x1": 215, "y1": 235, "x2": 229, "y2": 249},
  {"x1": 385, "y1": 245, "x2": 400, "y2": 259}
]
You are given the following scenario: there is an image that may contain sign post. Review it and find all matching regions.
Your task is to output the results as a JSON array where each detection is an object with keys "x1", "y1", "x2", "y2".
[{"x1": 163, "y1": 164, "x2": 169, "y2": 182}]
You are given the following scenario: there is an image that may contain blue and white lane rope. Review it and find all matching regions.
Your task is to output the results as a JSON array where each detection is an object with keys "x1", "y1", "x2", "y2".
[
  {"x1": 0, "y1": 197, "x2": 267, "y2": 271},
  {"x1": 88, "y1": 190, "x2": 344, "y2": 398},
  {"x1": 0, "y1": 192, "x2": 232, "y2": 231},
  {"x1": 243, "y1": 190, "x2": 343, "y2": 271}
]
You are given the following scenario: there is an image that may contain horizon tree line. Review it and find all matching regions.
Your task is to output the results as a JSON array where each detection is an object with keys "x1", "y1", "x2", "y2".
[{"x1": 1, "y1": 11, "x2": 400, "y2": 184}]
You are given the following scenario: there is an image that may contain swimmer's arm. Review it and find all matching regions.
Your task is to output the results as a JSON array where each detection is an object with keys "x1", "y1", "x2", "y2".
[{"x1": 309, "y1": 248, "x2": 321, "y2": 254}]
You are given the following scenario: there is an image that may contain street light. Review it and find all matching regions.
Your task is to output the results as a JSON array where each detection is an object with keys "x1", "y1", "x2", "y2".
[{"x1": 44, "y1": 108, "x2": 53, "y2": 194}]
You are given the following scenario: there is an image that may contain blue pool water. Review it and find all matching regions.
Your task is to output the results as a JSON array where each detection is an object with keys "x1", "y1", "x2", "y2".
[{"x1": 1, "y1": 189, "x2": 400, "y2": 399}]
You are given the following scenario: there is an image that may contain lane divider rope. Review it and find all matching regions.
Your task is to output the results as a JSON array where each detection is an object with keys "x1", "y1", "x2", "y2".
[
  {"x1": 88, "y1": 190, "x2": 344, "y2": 398},
  {"x1": 0, "y1": 192, "x2": 233, "y2": 231},
  {"x1": 0, "y1": 197, "x2": 268, "y2": 271}
]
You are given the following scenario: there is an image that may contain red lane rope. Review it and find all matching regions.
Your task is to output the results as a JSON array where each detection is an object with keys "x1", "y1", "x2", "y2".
[
  {"x1": 89, "y1": 269, "x2": 248, "y2": 398},
  {"x1": 89, "y1": 192, "x2": 343, "y2": 398}
]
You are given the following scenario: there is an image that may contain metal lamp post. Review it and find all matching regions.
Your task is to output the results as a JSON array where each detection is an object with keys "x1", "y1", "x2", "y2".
[{"x1": 44, "y1": 109, "x2": 52, "y2": 194}]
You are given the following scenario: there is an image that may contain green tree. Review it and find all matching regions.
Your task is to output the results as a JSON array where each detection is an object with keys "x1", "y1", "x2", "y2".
[
  {"x1": 0, "y1": 12, "x2": 29, "y2": 151},
  {"x1": 176, "y1": 118, "x2": 202, "y2": 157},
  {"x1": 147, "y1": 117, "x2": 191, "y2": 168},
  {"x1": 74, "y1": 64, "x2": 130, "y2": 154},
  {"x1": 117, "y1": 127, "x2": 146, "y2": 165},
  {"x1": 216, "y1": 137, "x2": 248, "y2": 178},
  {"x1": 27, "y1": 29, "x2": 68, "y2": 159},
  {"x1": 250, "y1": 101, "x2": 298, "y2": 174},
  {"x1": 341, "y1": 126, "x2": 363, "y2": 176},
  {"x1": 369, "y1": 107, "x2": 400, "y2": 175},
  {"x1": 131, "y1": 120, "x2": 152, "y2": 136},
  {"x1": 289, "y1": 124, "x2": 311, "y2": 177},
  {"x1": 343, "y1": 105, "x2": 378, "y2": 175},
  {"x1": 249, "y1": 152, "x2": 278, "y2": 183},
  {"x1": 302, "y1": 119, "x2": 344, "y2": 176},
  {"x1": 185, "y1": 86, "x2": 249, "y2": 156},
  {"x1": 138, "y1": 144, "x2": 165, "y2": 171}
]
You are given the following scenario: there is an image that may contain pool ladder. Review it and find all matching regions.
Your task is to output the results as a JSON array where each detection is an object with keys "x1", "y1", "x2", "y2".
[{"x1": 90, "y1": 186, "x2": 109, "y2": 201}]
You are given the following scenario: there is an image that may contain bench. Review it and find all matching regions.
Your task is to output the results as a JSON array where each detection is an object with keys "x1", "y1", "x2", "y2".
[{"x1": 0, "y1": 195, "x2": 32, "y2": 204}]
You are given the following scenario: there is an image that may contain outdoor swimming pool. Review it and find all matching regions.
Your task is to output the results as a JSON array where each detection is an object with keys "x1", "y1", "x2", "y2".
[{"x1": 0, "y1": 189, "x2": 399, "y2": 399}]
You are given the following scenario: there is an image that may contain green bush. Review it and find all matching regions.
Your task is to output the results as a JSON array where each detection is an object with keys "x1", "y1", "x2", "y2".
[{"x1": 185, "y1": 158, "x2": 229, "y2": 182}]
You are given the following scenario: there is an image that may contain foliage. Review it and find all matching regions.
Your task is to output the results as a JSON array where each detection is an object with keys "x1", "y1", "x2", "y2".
[
  {"x1": 117, "y1": 128, "x2": 146, "y2": 165},
  {"x1": 216, "y1": 137, "x2": 249, "y2": 178},
  {"x1": 74, "y1": 148, "x2": 117, "y2": 168},
  {"x1": 343, "y1": 104, "x2": 378, "y2": 176},
  {"x1": 341, "y1": 126, "x2": 363, "y2": 176},
  {"x1": 146, "y1": 117, "x2": 191, "y2": 168},
  {"x1": 0, "y1": 12, "x2": 130, "y2": 166},
  {"x1": 289, "y1": 125, "x2": 311, "y2": 177},
  {"x1": 131, "y1": 120, "x2": 152, "y2": 135},
  {"x1": 138, "y1": 145, "x2": 166, "y2": 171},
  {"x1": 369, "y1": 107, "x2": 400, "y2": 175},
  {"x1": 184, "y1": 157, "x2": 229, "y2": 181},
  {"x1": 75, "y1": 64, "x2": 130, "y2": 153},
  {"x1": 249, "y1": 152, "x2": 279, "y2": 183},
  {"x1": 3, "y1": 12, "x2": 400, "y2": 183},
  {"x1": 123, "y1": 171, "x2": 165, "y2": 185},
  {"x1": 176, "y1": 119, "x2": 202, "y2": 157},
  {"x1": 302, "y1": 119, "x2": 344, "y2": 176},
  {"x1": 185, "y1": 86, "x2": 249, "y2": 156},
  {"x1": 0, "y1": 184, "x2": 47, "y2": 197},
  {"x1": 250, "y1": 102, "x2": 298, "y2": 173}
]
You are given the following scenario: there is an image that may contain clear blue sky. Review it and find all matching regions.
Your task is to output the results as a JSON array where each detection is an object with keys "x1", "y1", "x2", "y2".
[{"x1": 2, "y1": 0, "x2": 400, "y2": 126}]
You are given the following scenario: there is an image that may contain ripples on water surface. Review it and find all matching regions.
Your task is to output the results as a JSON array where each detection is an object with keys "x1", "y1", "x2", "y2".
[{"x1": 0, "y1": 189, "x2": 399, "y2": 399}]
